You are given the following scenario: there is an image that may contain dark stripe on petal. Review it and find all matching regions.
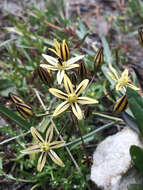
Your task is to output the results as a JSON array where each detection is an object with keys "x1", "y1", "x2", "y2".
[
  {"x1": 59, "y1": 44, "x2": 64, "y2": 60},
  {"x1": 9, "y1": 93, "x2": 25, "y2": 104},
  {"x1": 64, "y1": 44, "x2": 68, "y2": 61},
  {"x1": 30, "y1": 147, "x2": 40, "y2": 151},
  {"x1": 40, "y1": 152, "x2": 46, "y2": 164},
  {"x1": 114, "y1": 95, "x2": 128, "y2": 113},
  {"x1": 122, "y1": 99, "x2": 128, "y2": 111},
  {"x1": 75, "y1": 86, "x2": 82, "y2": 95},
  {"x1": 114, "y1": 95, "x2": 126, "y2": 112}
]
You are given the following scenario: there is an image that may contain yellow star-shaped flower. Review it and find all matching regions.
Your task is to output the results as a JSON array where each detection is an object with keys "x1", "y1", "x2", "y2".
[
  {"x1": 21, "y1": 125, "x2": 65, "y2": 172},
  {"x1": 107, "y1": 65, "x2": 139, "y2": 91},
  {"x1": 40, "y1": 54, "x2": 84, "y2": 85},
  {"x1": 49, "y1": 74, "x2": 98, "y2": 120}
]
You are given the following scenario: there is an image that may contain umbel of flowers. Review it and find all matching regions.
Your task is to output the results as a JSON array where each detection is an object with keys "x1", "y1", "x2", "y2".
[{"x1": 19, "y1": 38, "x2": 139, "y2": 174}]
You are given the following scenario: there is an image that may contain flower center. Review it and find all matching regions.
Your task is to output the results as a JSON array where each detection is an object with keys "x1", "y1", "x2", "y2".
[
  {"x1": 57, "y1": 61, "x2": 66, "y2": 70},
  {"x1": 118, "y1": 76, "x2": 129, "y2": 87},
  {"x1": 39, "y1": 142, "x2": 50, "y2": 152},
  {"x1": 67, "y1": 93, "x2": 77, "y2": 103}
]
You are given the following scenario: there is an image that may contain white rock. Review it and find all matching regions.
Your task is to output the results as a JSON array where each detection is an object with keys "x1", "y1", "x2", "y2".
[{"x1": 90, "y1": 127, "x2": 142, "y2": 190}]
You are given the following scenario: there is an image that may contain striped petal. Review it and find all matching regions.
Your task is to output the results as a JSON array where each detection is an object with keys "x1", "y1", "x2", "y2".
[
  {"x1": 46, "y1": 125, "x2": 53, "y2": 143},
  {"x1": 57, "y1": 70, "x2": 65, "y2": 84},
  {"x1": 37, "y1": 152, "x2": 47, "y2": 172},
  {"x1": 40, "y1": 64, "x2": 58, "y2": 71},
  {"x1": 62, "y1": 40, "x2": 70, "y2": 61},
  {"x1": 54, "y1": 39, "x2": 60, "y2": 54},
  {"x1": 109, "y1": 65, "x2": 119, "y2": 80},
  {"x1": 65, "y1": 64, "x2": 80, "y2": 70},
  {"x1": 49, "y1": 88, "x2": 68, "y2": 99},
  {"x1": 16, "y1": 103, "x2": 32, "y2": 119},
  {"x1": 107, "y1": 72, "x2": 117, "y2": 81},
  {"x1": 42, "y1": 54, "x2": 57, "y2": 66},
  {"x1": 71, "y1": 103, "x2": 82, "y2": 120},
  {"x1": 77, "y1": 97, "x2": 99, "y2": 104},
  {"x1": 66, "y1": 55, "x2": 84, "y2": 65},
  {"x1": 64, "y1": 74, "x2": 74, "y2": 94},
  {"x1": 48, "y1": 150, "x2": 65, "y2": 167},
  {"x1": 113, "y1": 95, "x2": 129, "y2": 113},
  {"x1": 21, "y1": 145, "x2": 41, "y2": 154},
  {"x1": 53, "y1": 101, "x2": 70, "y2": 117},
  {"x1": 9, "y1": 93, "x2": 25, "y2": 104},
  {"x1": 48, "y1": 48, "x2": 59, "y2": 57},
  {"x1": 121, "y1": 69, "x2": 128, "y2": 78},
  {"x1": 50, "y1": 141, "x2": 65, "y2": 149},
  {"x1": 115, "y1": 83, "x2": 123, "y2": 91},
  {"x1": 127, "y1": 83, "x2": 140, "y2": 90},
  {"x1": 75, "y1": 79, "x2": 89, "y2": 96},
  {"x1": 31, "y1": 127, "x2": 44, "y2": 143}
]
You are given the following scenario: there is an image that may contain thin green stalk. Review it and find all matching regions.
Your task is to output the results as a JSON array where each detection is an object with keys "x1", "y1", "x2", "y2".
[{"x1": 65, "y1": 121, "x2": 118, "y2": 147}]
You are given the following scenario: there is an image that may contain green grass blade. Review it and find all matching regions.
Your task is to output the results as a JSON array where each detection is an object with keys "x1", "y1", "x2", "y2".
[{"x1": 0, "y1": 105, "x2": 31, "y2": 130}]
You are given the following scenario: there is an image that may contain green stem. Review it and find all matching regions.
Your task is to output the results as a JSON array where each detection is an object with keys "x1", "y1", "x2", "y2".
[{"x1": 65, "y1": 121, "x2": 118, "y2": 147}]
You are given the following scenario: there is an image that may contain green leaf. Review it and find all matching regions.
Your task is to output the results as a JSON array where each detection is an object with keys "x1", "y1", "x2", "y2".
[
  {"x1": 126, "y1": 87, "x2": 143, "y2": 135},
  {"x1": 128, "y1": 184, "x2": 143, "y2": 190},
  {"x1": 0, "y1": 38, "x2": 17, "y2": 48},
  {"x1": 101, "y1": 36, "x2": 112, "y2": 66},
  {"x1": 0, "y1": 79, "x2": 14, "y2": 90},
  {"x1": 0, "y1": 158, "x2": 3, "y2": 170},
  {"x1": 130, "y1": 145, "x2": 143, "y2": 175},
  {"x1": 0, "y1": 105, "x2": 31, "y2": 130}
]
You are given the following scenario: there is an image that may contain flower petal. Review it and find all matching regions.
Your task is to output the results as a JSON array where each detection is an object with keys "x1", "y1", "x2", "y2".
[
  {"x1": 53, "y1": 101, "x2": 70, "y2": 117},
  {"x1": 50, "y1": 141, "x2": 65, "y2": 149},
  {"x1": 37, "y1": 152, "x2": 47, "y2": 172},
  {"x1": 75, "y1": 79, "x2": 89, "y2": 96},
  {"x1": 109, "y1": 65, "x2": 119, "y2": 80},
  {"x1": 71, "y1": 103, "x2": 82, "y2": 120},
  {"x1": 31, "y1": 127, "x2": 44, "y2": 143},
  {"x1": 42, "y1": 54, "x2": 57, "y2": 66},
  {"x1": 65, "y1": 64, "x2": 80, "y2": 70},
  {"x1": 121, "y1": 69, "x2": 128, "y2": 78},
  {"x1": 62, "y1": 40, "x2": 70, "y2": 61},
  {"x1": 57, "y1": 70, "x2": 65, "y2": 84},
  {"x1": 64, "y1": 74, "x2": 74, "y2": 94},
  {"x1": 77, "y1": 97, "x2": 99, "y2": 104},
  {"x1": 115, "y1": 83, "x2": 123, "y2": 91},
  {"x1": 66, "y1": 55, "x2": 84, "y2": 65},
  {"x1": 107, "y1": 72, "x2": 117, "y2": 81},
  {"x1": 40, "y1": 64, "x2": 58, "y2": 71},
  {"x1": 46, "y1": 125, "x2": 53, "y2": 143},
  {"x1": 127, "y1": 83, "x2": 140, "y2": 90},
  {"x1": 54, "y1": 39, "x2": 60, "y2": 54},
  {"x1": 48, "y1": 48, "x2": 59, "y2": 57},
  {"x1": 49, "y1": 88, "x2": 68, "y2": 99},
  {"x1": 113, "y1": 95, "x2": 129, "y2": 113},
  {"x1": 53, "y1": 101, "x2": 70, "y2": 116},
  {"x1": 48, "y1": 150, "x2": 65, "y2": 167},
  {"x1": 21, "y1": 145, "x2": 41, "y2": 154}
]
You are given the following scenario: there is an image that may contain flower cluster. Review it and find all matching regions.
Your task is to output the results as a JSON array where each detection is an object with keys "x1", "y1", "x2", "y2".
[
  {"x1": 19, "y1": 39, "x2": 139, "y2": 173},
  {"x1": 21, "y1": 39, "x2": 99, "y2": 172}
]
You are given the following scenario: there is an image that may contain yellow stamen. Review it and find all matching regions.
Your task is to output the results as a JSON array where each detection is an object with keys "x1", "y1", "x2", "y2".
[
  {"x1": 118, "y1": 76, "x2": 129, "y2": 87},
  {"x1": 39, "y1": 142, "x2": 50, "y2": 152},
  {"x1": 57, "y1": 61, "x2": 66, "y2": 70},
  {"x1": 67, "y1": 93, "x2": 77, "y2": 103}
]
